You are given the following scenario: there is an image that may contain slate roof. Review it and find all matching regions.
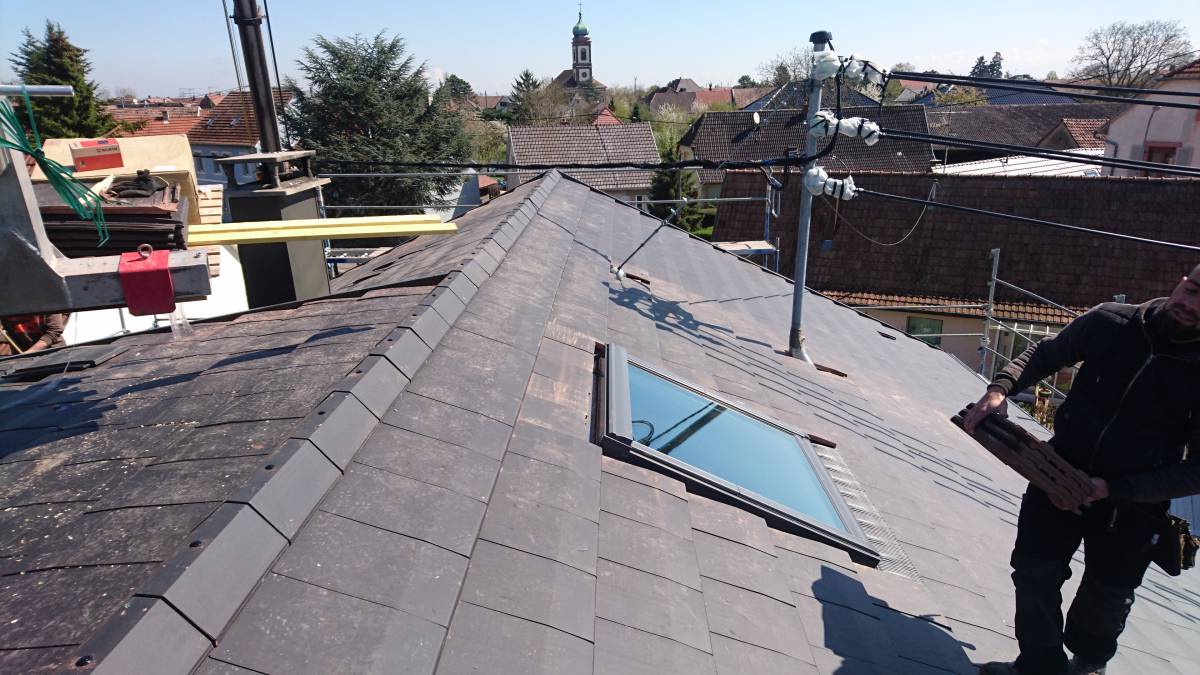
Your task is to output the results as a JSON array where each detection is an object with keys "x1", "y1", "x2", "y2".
[
  {"x1": 713, "y1": 170, "x2": 1200, "y2": 313},
  {"x1": 3, "y1": 171, "x2": 1200, "y2": 674},
  {"x1": 733, "y1": 86, "x2": 773, "y2": 108},
  {"x1": 187, "y1": 89, "x2": 293, "y2": 148},
  {"x1": 682, "y1": 105, "x2": 934, "y2": 183},
  {"x1": 978, "y1": 84, "x2": 1078, "y2": 105},
  {"x1": 507, "y1": 123, "x2": 659, "y2": 192},
  {"x1": 927, "y1": 103, "x2": 1126, "y2": 149}
]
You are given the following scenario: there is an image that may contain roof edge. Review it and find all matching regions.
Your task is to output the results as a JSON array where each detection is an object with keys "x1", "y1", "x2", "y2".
[{"x1": 61, "y1": 171, "x2": 567, "y2": 675}]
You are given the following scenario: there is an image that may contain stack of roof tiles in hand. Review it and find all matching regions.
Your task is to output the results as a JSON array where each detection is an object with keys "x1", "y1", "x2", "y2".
[
  {"x1": 715, "y1": 170, "x2": 1200, "y2": 320},
  {"x1": 507, "y1": 123, "x2": 660, "y2": 192},
  {"x1": 2, "y1": 171, "x2": 1198, "y2": 674},
  {"x1": 681, "y1": 105, "x2": 934, "y2": 184}
]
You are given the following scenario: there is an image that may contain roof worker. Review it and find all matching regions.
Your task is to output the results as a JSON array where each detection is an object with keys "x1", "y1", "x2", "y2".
[
  {"x1": 967, "y1": 264, "x2": 1200, "y2": 675},
  {"x1": 0, "y1": 313, "x2": 69, "y2": 356}
]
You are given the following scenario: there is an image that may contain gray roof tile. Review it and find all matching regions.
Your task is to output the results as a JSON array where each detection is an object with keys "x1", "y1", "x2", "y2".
[
  {"x1": 600, "y1": 471, "x2": 693, "y2": 539},
  {"x1": 406, "y1": 328, "x2": 536, "y2": 426},
  {"x1": 505, "y1": 421, "x2": 603, "y2": 480},
  {"x1": 478, "y1": 490, "x2": 599, "y2": 574},
  {"x1": 594, "y1": 618, "x2": 718, "y2": 675},
  {"x1": 321, "y1": 463, "x2": 485, "y2": 556},
  {"x1": 599, "y1": 511, "x2": 703, "y2": 590},
  {"x1": 355, "y1": 424, "x2": 500, "y2": 502},
  {"x1": 460, "y1": 539, "x2": 596, "y2": 641},
  {"x1": 710, "y1": 634, "x2": 820, "y2": 675},
  {"x1": 595, "y1": 558, "x2": 713, "y2": 652},
  {"x1": 436, "y1": 601, "x2": 592, "y2": 675},
  {"x1": 272, "y1": 511, "x2": 467, "y2": 626},
  {"x1": 214, "y1": 574, "x2": 444, "y2": 675},
  {"x1": 382, "y1": 391, "x2": 513, "y2": 461},
  {"x1": 693, "y1": 530, "x2": 793, "y2": 604},
  {"x1": 701, "y1": 577, "x2": 816, "y2": 663}
]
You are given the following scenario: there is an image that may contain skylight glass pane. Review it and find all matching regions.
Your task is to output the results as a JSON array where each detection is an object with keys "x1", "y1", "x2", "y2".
[{"x1": 627, "y1": 364, "x2": 846, "y2": 532}]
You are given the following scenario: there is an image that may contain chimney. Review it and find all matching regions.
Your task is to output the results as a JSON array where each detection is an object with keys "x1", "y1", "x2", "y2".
[{"x1": 162, "y1": 109, "x2": 170, "y2": 123}]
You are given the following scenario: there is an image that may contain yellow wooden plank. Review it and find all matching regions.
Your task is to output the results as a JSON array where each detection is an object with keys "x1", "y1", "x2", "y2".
[{"x1": 186, "y1": 216, "x2": 456, "y2": 246}]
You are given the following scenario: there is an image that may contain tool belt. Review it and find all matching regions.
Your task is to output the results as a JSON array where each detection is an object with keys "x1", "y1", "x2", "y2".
[{"x1": 1153, "y1": 514, "x2": 1200, "y2": 576}]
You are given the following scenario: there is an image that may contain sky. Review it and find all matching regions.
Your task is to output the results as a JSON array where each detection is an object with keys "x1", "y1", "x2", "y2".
[{"x1": 1, "y1": 1, "x2": 1196, "y2": 97}]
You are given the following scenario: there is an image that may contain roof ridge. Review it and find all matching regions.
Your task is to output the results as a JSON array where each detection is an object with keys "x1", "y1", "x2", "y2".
[{"x1": 58, "y1": 172, "x2": 566, "y2": 674}]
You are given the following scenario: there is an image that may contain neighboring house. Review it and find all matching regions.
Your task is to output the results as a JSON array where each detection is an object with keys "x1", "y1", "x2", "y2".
[
  {"x1": 935, "y1": 147, "x2": 1105, "y2": 177},
  {"x1": 741, "y1": 81, "x2": 878, "y2": 112},
  {"x1": 926, "y1": 102, "x2": 1125, "y2": 163},
  {"x1": 187, "y1": 88, "x2": 294, "y2": 187},
  {"x1": 3, "y1": 171, "x2": 1199, "y2": 675},
  {"x1": 591, "y1": 107, "x2": 621, "y2": 125},
  {"x1": 732, "y1": 85, "x2": 773, "y2": 109},
  {"x1": 1037, "y1": 118, "x2": 1108, "y2": 150},
  {"x1": 506, "y1": 122, "x2": 659, "y2": 201},
  {"x1": 714, "y1": 170, "x2": 1200, "y2": 374},
  {"x1": 471, "y1": 94, "x2": 511, "y2": 114},
  {"x1": 680, "y1": 105, "x2": 933, "y2": 198},
  {"x1": 109, "y1": 106, "x2": 210, "y2": 139},
  {"x1": 644, "y1": 79, "x2": 738, "y2": 112},
  {"x1": 911, "y1": 82, "x2": 1079, "y2": 106},
  {"x1": 1098, "y1": 59, "x2": 1200, "y2": 176}
]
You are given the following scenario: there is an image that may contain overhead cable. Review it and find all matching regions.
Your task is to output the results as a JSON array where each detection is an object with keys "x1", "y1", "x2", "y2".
[
  {"x1": 820, "y1": 181, "x2": 938, "y2": 246},
  {"x1": 855, "y1": 187, "x2": 1200, "y2": 253},
  {"x1": 892, "y1": 72, "x2": 1200, "y2": 110},
  {"x1": 316, "y1": 153, "x2": 816, "y2": 172},
  {"x1": 892, "y1": 70, "x2": 1200, "y2": 99},
  {"x1": 880, "y1": 127, "x2": 1200, "y2": 178}
]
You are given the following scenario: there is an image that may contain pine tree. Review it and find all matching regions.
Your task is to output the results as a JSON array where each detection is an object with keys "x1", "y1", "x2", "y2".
[
  {"x1": 283, "y1": 32, "x2": 470, "y2": 225},
  {"x1": 440, "y1": 74, "x2": 474, "y2": 102},
  {"x1": 988, "y1": 52, "x2": 1004, "y2": 78},
  {"x1": 509, "y1": 70, "x2": 542, "y2": 125},
  {"x1": 630, "y1": 103, "x2": 643, "y2": 123},
  {"x1": 7, "y1": 21, "x2": 115, "y2": 140},
  {"x1": 648, "y1": 148, "x2": 707, "y2": 233},
  {"x1": 969, "y1": 56, "x2": 990, "y2": 78}
]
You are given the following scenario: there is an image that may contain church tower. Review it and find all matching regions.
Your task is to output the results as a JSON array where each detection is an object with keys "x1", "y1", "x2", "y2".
[{"x1": 571, "y1": 9, "x2": 592, "y2": 85}]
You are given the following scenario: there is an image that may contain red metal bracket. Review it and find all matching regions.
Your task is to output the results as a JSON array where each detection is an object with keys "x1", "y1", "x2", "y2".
[{"x1": 118, "y1": 244, "x2": 176, "y2": 316}]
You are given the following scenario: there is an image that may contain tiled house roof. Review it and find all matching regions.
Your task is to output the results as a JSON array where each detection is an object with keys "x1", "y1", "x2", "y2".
[
  {"x1": 682, "y1": 105, "x2": 934, "y2": 183},
  {"x1": 187, "y1": 89, "x2": 293, "y2": 148},
  {"x1": 978, "y1": 83, "x2": 1077, "y2": 105},
  {"x1": 4, "y1": 171, "x2": 1198, "y2": 674},
  {"x1": 507, "y1": 123, "x2": 659, "y2": 191},
  {"x1": 591, "y1": 108, "x2": 621, "y2": 125},
  {"x1": 1162, "y1": 58, "x2": 1200, "y2": 81},
  {"x1": 927, "y1": 103, "x2": 1125, "y2": 149},
  {"x1": 713, "y1": 170, "x2": 1200, "y2": 317},
  {"x1": 732, "y1": 86, "x2": 773, "y2": 108},
  {"x1": 1060, "y1": 118, "x2": 1107, "y2": 148},
  {"x1": 110, "y1": 109, "x2": 211, "y2": 139}
]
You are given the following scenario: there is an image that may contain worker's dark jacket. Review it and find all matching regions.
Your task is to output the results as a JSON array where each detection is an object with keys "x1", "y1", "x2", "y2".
[{"x1": 991, "y1": 298, "x2": 1200, "y2": 504}]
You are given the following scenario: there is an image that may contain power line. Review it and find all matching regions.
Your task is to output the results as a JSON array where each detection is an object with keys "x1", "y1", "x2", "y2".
[
  {"x1": 820, "y1": 181, "x2": 937, "y2": 246},
  {"x1": 921, "y1": 48, "x2": 1200, "y2": 111},
  {"x1": 316, "y1": 153, "x2": 815, "y2": 172},
  {"x1": 897, "y1": 72, "x2": 1200, "y2": 110},
  {"x1": 880, "y1": 127, "x2": 1200, "y2": 177},
  {"x1": 895, "y1": 70, "x2": 1200, "y2": 99},
  {"x1": 855, "y1": 187, "x2": 1200, "y2": 253}
]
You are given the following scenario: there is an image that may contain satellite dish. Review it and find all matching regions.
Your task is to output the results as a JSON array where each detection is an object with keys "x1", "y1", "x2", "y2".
[{"x1": 752, "y1": 111, "x2": 761, "y2": 126}]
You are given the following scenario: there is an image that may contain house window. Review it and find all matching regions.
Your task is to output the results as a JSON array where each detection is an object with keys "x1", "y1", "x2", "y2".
[
  {"x1": 905, "y1": 316, "x2": 943, "y2": 346},
  {"x1": 1144, "y1": 144, "x2": 1178, "y2": 177},
  {"x1": 597, "y1": 345, "x2": 877, "y2": 564}
]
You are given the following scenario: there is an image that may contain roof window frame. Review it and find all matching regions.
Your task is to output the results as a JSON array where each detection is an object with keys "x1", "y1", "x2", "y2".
[{"x1": 596, "y1": 344, "x2": 879, "y2": 566}]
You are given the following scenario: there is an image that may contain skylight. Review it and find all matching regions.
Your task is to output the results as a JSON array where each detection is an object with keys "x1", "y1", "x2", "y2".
[{"x1": 597, "y1": 345, "x2": 877, "y2": 564}]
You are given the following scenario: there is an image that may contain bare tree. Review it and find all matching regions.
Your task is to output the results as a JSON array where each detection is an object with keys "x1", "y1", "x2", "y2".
[
  {"x1": 755, "y1": 46, "x2": 814, "y2": 87},
  {"x1": 1070, "y1": 20, "x2": 1192, "y2": 88}
]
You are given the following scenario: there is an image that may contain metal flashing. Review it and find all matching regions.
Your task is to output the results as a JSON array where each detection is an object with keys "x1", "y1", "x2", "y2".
[
  {"x1": 370, "y1": 327, "x2": 433, "y2": 380},
  {"x1": 289, "y1": 392, "x2": 377, "y2": 470},
  {"x1": 333, "y1": 355, "x2": 408, "y2": 419},
  {"x1": 65, "y1": 597, "x2": 211, "y2": 674},
  {"x1": 136, "y1": 503, "x2": 287, "y2": 640},
  {"x1": 229, "y1": 438, "x2": 340, "y2": 541}
]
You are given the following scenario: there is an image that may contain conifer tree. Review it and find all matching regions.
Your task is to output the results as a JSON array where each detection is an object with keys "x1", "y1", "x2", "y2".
[{"x1": 8, "y1": 21, "x2": 115, "y2": 139}]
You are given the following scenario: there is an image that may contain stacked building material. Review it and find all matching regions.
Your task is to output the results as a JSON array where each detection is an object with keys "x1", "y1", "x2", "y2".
[
  {"x1": 951, "y1": 404, "x2": 1093, "y2": 506},
  {"x1": 36, "y1": 179, "x2": 188, "y2": 257}
]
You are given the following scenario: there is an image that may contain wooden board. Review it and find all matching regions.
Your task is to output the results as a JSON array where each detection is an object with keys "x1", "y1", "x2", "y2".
[{"x1": 186, "y1": 215, "x2": 455, "y2": 246}]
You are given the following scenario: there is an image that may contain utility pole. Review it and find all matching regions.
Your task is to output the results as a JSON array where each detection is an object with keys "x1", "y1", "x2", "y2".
[
  {"x1": 231, "y1": 0, "x2": 280, "y2": 153},
  {"x1": 787, "y1": 30, "x2": 831, "y2": 362}
]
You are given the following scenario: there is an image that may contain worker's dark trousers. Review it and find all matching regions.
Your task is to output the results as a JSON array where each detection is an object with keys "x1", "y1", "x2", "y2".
[{"x1": 1010, "y1": 486, "x2": 1162, "y2": 674}]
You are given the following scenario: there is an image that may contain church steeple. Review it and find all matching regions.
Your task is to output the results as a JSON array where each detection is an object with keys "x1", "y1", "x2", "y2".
[{"x1": 571, "y1": 6, "x2": 592, "y2": 85}]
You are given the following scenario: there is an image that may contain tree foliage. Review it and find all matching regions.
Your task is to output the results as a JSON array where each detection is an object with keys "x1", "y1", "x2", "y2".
[
  {"x1": 8, "y1": 20, "x2": 116, "y2": 140},
  {"x1": 737, "y1": 75, "x2": 758, "y2": 87},
  {"x1": 756, "y1": 46, "x2": 813, "y2": 87},
  {"x1": 648, "y1": 148, "x2": 709, "y2": 233},
  {"x1": 969, "y1": 52, "x2": 1004, "y2": 78},
  {"x1": 1070, "y1": 20, "x2": 1193, "y2": 88},
  {"x1": 933, "y1": 85, "x2": 985, "y2": 106},
  {"x1": 283, "y1": 32, "x2": 470, "y2": 216},
  {"x1": 508, "y1": 70, "x2": 568, "y2": 125},
  {"x1": 440, "y1": 73, "x2": 474, "y2": 102}
]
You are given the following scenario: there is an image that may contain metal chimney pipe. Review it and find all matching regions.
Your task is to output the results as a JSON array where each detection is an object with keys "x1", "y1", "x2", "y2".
[
  {"x1": 231, "y1": 0, "x2": 281, "y2": 153},
  {"x1": 787, "y1": 30, "x2": 831, "y2": 363}
]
